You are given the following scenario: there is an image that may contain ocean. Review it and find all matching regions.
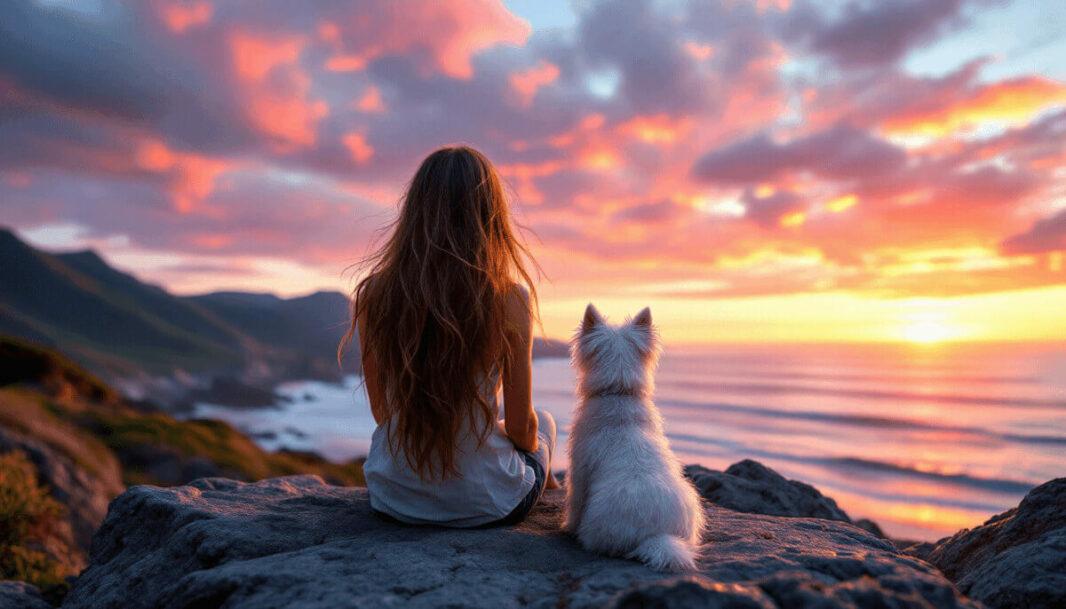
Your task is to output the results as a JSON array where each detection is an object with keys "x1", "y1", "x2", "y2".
[{"x1": 193, "y1": 342, "x2": 1066, "y2": 541}]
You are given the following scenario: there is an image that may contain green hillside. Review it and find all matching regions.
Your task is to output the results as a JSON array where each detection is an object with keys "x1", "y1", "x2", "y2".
[
  {"x1": 0, "y1": 228, "x2": 353, "y2": 388},
  {"x1": 0, "y1": 229, "x2": 245, "y2": 377}
]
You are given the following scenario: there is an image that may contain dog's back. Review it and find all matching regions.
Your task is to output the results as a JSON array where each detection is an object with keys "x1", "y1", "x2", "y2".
[{"x1": 565, "y1": 305, "x2": 705, "y2": 571}]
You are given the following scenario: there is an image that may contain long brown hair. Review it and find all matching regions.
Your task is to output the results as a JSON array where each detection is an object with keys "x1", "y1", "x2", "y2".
[{"x1": 340, "y1": 146, "x2": 539, "y2": 480}]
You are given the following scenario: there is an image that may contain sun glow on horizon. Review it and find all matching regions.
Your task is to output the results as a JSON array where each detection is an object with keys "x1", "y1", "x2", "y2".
[{"x1": 899, "y1": 320, "x2": 958, "y2": 344}]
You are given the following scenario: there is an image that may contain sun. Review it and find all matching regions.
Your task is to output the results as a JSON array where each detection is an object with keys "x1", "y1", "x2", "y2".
[{"x1": 899, "y1": 321, "x2": 955, "y2": 344}]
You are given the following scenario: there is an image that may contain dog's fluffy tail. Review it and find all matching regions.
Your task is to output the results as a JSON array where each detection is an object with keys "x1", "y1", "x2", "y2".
[{"x1": 627, "y1": 534, "x2": 698, "y2": 572}]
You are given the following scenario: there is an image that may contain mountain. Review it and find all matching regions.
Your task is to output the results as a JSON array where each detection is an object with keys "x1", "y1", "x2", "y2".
[
  {"x1": 0, "y1": 229, "x2": 247, "y2": 379},
  {"x1": 189, "y1": 290, "x2": 352, "y2": 367},
  {"x1": 0, "y1": 228, "x2": 351, "y2": 399},
  {"x1": 0, "y1": 228, "x2": 568, "y2": 402}
]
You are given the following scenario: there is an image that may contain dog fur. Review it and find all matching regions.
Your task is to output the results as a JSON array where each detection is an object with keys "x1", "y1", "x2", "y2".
[{"x1": 563, "y1": 304, "x2": 705, "y2": 571}]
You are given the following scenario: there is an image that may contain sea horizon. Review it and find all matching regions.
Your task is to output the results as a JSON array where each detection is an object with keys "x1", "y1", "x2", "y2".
[{"x1": 193, "y1": 339, "x2": 1066, "y2": 543}]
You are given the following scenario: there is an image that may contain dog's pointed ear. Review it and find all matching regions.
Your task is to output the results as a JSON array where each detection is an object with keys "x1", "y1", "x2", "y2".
[
  {"x1": 631, "y1": 307, "x2": 652, "y2": 328},
  {"x1": 582, "y1": 303, "x2": 605, "y2": 332}
]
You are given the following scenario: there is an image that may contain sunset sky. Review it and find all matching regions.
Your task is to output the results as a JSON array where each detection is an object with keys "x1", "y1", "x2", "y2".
[{"x1": 2, "y1": 0, "x2": 1065, "y2": 343}]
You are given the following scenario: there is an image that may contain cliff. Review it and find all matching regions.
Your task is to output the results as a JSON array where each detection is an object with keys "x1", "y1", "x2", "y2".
[{"x1": 61, "y1": 476, "x2": 977, "y2": 609}]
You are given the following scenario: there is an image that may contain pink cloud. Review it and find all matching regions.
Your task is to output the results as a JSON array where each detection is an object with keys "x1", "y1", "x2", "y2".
[
  {"x1": 342, "y1": 133, "x2": 375, "y2": 165},
  {"x1": 509, "y1": 61, "x2": 559, "y2": 106},
  {"x1": 228, "y1": 31, "x2": 328, "y2": 149},
  {"x1": 3, "y1": 0, "x2": 1064, "y2": 302},
  {"x1": 158, "y1": 1, "x2": 213, "y2": 34},
  {"x1": 318, "y1": 0, "x2": 530, "y2": 79},
  {"x1": 355, "y1": 86, "x2": 386, "y2": 113}
]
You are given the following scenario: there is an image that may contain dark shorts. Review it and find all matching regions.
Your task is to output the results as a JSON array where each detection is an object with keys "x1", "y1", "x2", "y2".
[{"x1": 477, "y1": 450, "x2": 547, "y2": 528}]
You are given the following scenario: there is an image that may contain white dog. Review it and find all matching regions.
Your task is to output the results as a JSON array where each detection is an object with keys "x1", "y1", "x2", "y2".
[{"x1": 563, "y1": 304, "x2": 705, "y2": 571}]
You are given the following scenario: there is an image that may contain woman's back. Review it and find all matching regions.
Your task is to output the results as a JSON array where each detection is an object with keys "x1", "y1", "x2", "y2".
[
  {"x1": 363, "y1": 369, "x2": 537, "y2": 526},
  {"x1": 341, "y1": 146, "x2": 555, "y2": 527}
]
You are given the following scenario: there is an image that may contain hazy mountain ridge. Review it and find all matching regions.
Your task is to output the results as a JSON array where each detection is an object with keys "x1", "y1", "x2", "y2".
[{"x1": 0, "y1": 228, "x2": 568, "y2": 406}]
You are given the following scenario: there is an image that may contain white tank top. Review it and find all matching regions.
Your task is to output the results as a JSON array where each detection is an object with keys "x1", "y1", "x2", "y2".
[{"x1": 363, "y1": 374, "x2": 536, "y2": 527}]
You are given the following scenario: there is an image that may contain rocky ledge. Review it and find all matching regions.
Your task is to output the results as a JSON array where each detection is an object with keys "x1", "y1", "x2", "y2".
[
  {"x1": 911, "y1": 478, "x2": 1066, "y2": 609},
  {"x1": 61, "y1": 475, "x2": 977, "y2": 609}
]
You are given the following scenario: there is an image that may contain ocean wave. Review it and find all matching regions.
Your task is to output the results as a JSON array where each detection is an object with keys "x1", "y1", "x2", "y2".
[
  {"x1": 665, "y1": 379, "x2": 1066, "y2": 409},
  {"x1": 655, "y1": 397, "x2": 1066, "y2": 447},
  {"x1": 535, "y1": 386, "x2": 1066, "y2": 447},
  {"x1": 666, "y1": 431, "x2": 1039, "y2": 495},
  {"x1": 657, "y1": 367, "x2": 1040, "y2": 388}
]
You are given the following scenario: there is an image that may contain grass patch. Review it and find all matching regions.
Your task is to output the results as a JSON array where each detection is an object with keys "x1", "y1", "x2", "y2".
[
  {"x1": 0, "y1": 451, "x2": 70, "y2": 602},
  {"x1": 81, "y1": 409, "x2": 363, "y2": 486}
]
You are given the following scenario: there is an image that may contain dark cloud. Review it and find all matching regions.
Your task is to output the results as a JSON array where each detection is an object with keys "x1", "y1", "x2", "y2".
[
  {"x1": 692, "y1": 124, "x2": 907, "y2": 184},
  {"x1": 0, "y1": 1, "x2": 255, "y2": 152},
  {"x1": 0, "y1": 0, "x2": 1062, "y2": 300},
  {"x1": 0, "y1": 0, "x2": 167, "y2": 120},
  {"x1": 1002, "y1": 209, "x2": 1066, "y2": 255},
  {"x1": 611, "y1": 199, "x2": 683, "y2": 224},
  {"x1": 577, "y1": 0, "x2": 707, "y2": 114},
  {"x1": 741, "y1": 189, "x2": 806, "y2": 228},
  {"x1": 786, "y1": 0, "x2": 971, "y2": 68}
]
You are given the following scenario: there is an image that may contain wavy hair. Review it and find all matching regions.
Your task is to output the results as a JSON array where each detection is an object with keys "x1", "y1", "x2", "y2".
[{"x1": 340, "y1": 146, "x2": 539, "y2": 480}]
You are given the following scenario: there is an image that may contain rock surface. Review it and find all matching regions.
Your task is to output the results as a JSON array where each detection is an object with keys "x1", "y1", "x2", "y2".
[
  {"x1": 918, "y1": 477, "x2": 1066, "y2": 609},
  {"x1": 684, "y1": 459, "x2": 852, "y2": 523},
  {"x1": 0, "y1": 424, "x2": 123, "y2": 571},
  {"x1": 0, "y1": 581, "x2": 52, "y2": 609},
  {"x1": 64, "y1": 475, "x2": 978, "y2": 609}
]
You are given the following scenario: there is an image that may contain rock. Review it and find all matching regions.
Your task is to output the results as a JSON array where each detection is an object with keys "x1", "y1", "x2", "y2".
[
  {"x1": 854, "y1": 518, "x2": 886, "y2": 538},
  {"x1": 110, "y1": 443, "x2": 223, "y2": 486},
  {"x1": 918, "y1": 478, "x2": 1066, "y2": 609},
  {"x1": 0, "y1": 581, "x2": 52, "y2": 609},
  {"x1": 64, "y1": 475, "x2": 978, "y2": 609},
  {"x1": 684, "y1": 460, "x2": 852, "y2": 523},
  {"x1": 184, "y1": 377, "x2": 282, "y2": 409},
  {"x1": 612, "y1": 578, "x2": 776, "y2": 608},
  {"x1": 0, "y1": 426, "x2": 123, "y2": 569}
]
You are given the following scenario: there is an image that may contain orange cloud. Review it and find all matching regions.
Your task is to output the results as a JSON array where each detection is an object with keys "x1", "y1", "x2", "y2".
[
  {"x1": 230, "y1": 32, "x2": 303, "y2": 80},
  {"x1": 497, "y1": 160, "x2": 565, "y2": 204},
  {"x1": 356, "y1": 86, "x2": 385, "y2": 113},
  {"x1": 882, "y1": 76, "x2": 1066, "y2": 136},
  {"x1": 548, "y1": 113, "x2": 606, "y2": 148},
  {"x1": 580, "y1": 148, "x2": 621, "y2": 171},
  {"x1": 683, "y1": 41, "x2": 714, "y2": 61},
  {"x1": 229, "y1": 31, "x2": 328, "y2": 149},
  {"x1": 779, "y1": 211, "x2": 806, "y2": 227},
  {"x1": 509, "y1": 61, "x2": 559, "y2": 106},
  {"x1": 159, "y1": 1, "x2": 213, "y2": 33},
  {"x1": 135, "y1": 138, "x2": 230, "y2": 214},
  {"x1": 618, "y1": 114, "x2": 694, "y2": 144},
  {"x1": 319, "y1": 0, "x2": 529, "y2": 79},
  {"x1": 825, "y1": 193, "x2": 858, "y2": 212},
  {"x1": 756, "y1": 0, "x2": 791, "y2": 12},
  {"x1": 342, "y1": 133, "x2": 375, "y2": 164}
]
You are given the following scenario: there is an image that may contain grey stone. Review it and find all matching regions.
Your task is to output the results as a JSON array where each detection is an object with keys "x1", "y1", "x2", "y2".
[
  {"x1": 0, "y1": 581, "x2": 52, "y2": 609},
  {"x1": 0, "y1": 427, "x2": 123, "y2": 571},
  {"x1": 919, "y1": 477, "x2": 1066, "y2": 609},
  {"x1": 63, "y1": 475, "x2": 978, "y2": 609},
  {"x1": 684, "y1": 459, "x2": 852, "y2": 523}
]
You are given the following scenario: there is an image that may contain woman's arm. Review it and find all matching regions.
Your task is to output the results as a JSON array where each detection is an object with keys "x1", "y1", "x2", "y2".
[
  {"x1": 357, "y1": 309, "x2": 387, "y2": 425},
  {"x1": 502, "y1": 285, "x2": 538, "y2": 453}
]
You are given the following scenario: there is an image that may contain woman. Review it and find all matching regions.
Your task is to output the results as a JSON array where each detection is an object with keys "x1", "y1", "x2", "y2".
[{"x1": 341, "y1": 145, "x2": 558, "y2": 528}]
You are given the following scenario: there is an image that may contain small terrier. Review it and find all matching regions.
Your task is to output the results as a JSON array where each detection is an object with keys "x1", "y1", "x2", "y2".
[{"x1": 564, "y1": 304, "x2": 705, "y2": 571}]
